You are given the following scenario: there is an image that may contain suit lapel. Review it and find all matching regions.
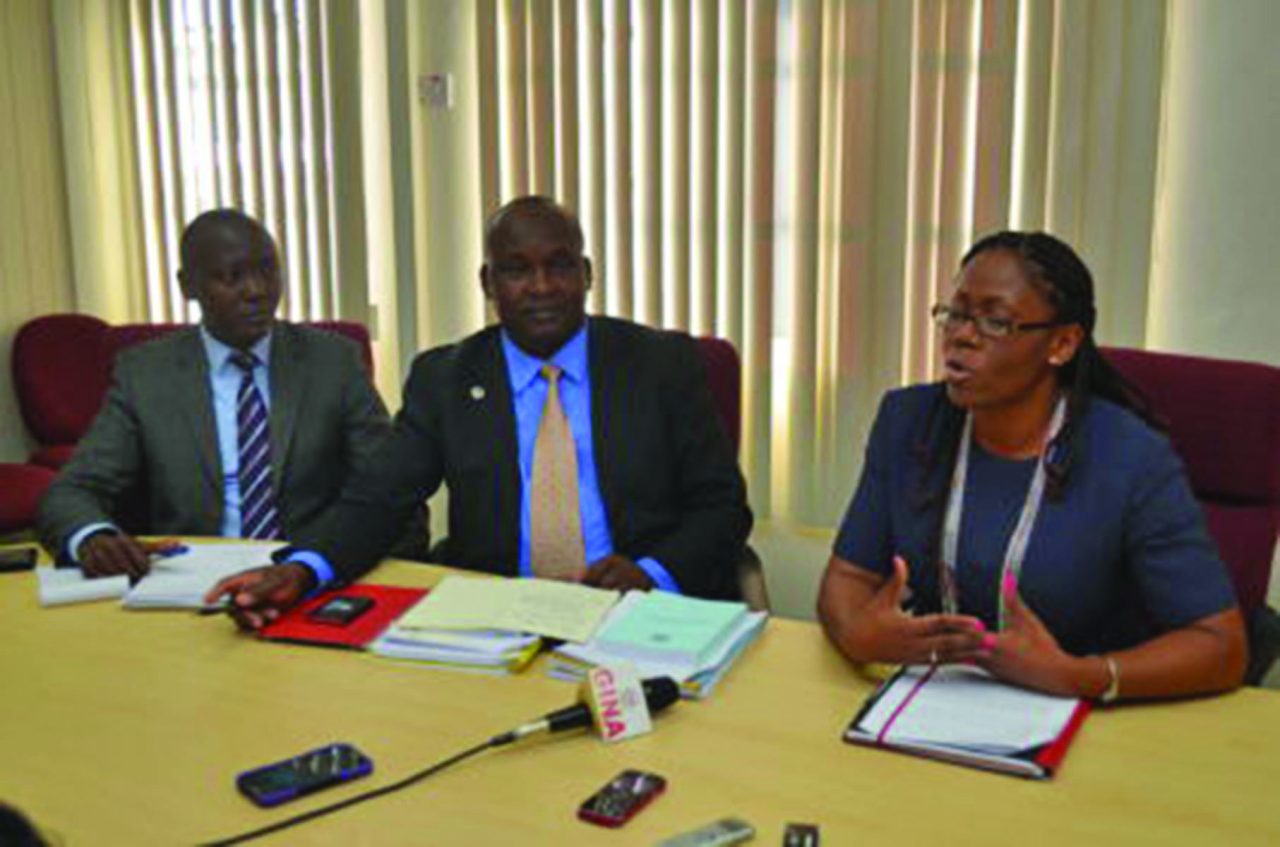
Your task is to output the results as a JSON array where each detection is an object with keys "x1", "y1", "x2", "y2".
[
  {"x1": 267, "y1": 324, "x2": 303, "y2": 493},
  {"x1": 459, "y1": 330, "x2": 522, "y2": 563},
  {"x1": 588, "y1": 318, "x2": 629, "y2": 520},
  {"x1": 173, "y1": 330, "x2": 221, "y2": 505}
]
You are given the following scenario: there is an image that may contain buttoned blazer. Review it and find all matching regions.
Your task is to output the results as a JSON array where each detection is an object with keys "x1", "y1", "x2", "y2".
[{"x1": 302, "y1": 316, "x2": 752, "y2": 600}]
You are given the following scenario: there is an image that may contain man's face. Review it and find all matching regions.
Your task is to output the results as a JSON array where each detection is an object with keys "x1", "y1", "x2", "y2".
[
  {"x1": 178, "y1": 223, "x2": 283, "y2": 350},
  {"x1": 481, "y1": 212, "x2": 591, "y2": 359}
]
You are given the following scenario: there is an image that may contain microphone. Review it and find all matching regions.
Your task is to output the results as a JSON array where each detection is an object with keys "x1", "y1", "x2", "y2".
[{"x1": 493, "y1": 676, "x2": 680, "y2": 746}]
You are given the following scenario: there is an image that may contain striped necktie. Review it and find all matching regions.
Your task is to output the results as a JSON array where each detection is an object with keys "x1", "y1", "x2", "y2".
[
  {"x1": 231, "y1": 352, "x2": 281, "y2": 540},
  {"x1": 529, "y1": 364, "x2": 586, "y2": 579}
]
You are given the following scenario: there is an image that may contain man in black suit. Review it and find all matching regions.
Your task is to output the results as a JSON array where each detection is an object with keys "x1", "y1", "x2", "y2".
[{"x1": 209, "y1": 195, "x2": 751, "y2": 625}]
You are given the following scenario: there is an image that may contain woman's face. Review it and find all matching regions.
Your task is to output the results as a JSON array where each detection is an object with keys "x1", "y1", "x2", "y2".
[{"x1": 939, "y1": 248, "x2": 1080, "y2": 412}]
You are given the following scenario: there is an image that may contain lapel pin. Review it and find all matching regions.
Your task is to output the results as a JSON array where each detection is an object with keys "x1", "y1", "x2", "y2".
[{"x1": 469, "y1": 385, "x2": 486, "y2": 401}]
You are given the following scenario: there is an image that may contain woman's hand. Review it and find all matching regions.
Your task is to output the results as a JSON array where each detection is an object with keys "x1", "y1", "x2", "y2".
[
  {"x1": 976, "y1": 573, "x2": 1105, "y2": 696},
  {"x1": 819, "y1": 555, "x2": 987, "y2": 666}
]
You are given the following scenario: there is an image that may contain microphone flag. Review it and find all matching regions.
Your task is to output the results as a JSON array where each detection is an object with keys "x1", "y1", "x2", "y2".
[{"x1": 583, "y1": 664, "x2": 653, "y2": 743}]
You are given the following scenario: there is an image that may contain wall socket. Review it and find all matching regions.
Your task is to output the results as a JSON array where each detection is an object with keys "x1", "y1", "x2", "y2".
[{"x1": 418, "y1": 74, "x2": 453, "y2": 110}]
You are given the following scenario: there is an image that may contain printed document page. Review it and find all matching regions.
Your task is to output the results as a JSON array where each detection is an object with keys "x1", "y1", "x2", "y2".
[
  {"x1": 859, "y1": 665, "x2": 1079, "y2": 753},
  {"x1": 394, "y1": 576, "x2": 619, "y2": 642}
]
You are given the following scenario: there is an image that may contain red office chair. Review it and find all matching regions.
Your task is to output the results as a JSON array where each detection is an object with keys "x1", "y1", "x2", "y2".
[
  {"x1": 696, "y1": 336, "x2": 768, "y2": 612},
  {"x1": 1105, "y1": 346, "x2": 1280, "y2": 684},
  {"x1": 12, "y1": 314, "x2": 113, "y2": 470},
  {"x1": 0, "y1": 463, "x2": 57, "y2": 537}
]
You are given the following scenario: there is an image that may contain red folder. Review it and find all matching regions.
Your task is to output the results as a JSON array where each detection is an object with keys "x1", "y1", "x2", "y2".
[{"x1": 259, "y1": 584, "x2": 428, "y2": 649}]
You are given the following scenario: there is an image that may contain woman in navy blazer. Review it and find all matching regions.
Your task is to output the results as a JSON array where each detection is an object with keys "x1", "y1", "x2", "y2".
[{"x1": 818, "y1": 232, "x2": 1246, "y2": 701}]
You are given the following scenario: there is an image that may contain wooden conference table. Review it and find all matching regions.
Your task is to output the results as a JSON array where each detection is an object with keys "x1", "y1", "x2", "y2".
[{"x1": 3, "y1": 555, "x2": 1280, "y2": 846}]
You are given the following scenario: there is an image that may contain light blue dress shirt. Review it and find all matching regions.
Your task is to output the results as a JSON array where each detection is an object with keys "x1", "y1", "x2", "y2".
[
  {"x1": 500, "y1": 327, "x2": 678, "y2": 591},
  {"x1": 292, "y1": 325, "x2": 680, "y2": 593},
  {"x1": 67, "y1": 328, "x2": 272, "y2": 560}
]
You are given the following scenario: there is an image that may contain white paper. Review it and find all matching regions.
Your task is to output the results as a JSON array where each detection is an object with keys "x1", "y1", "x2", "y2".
[
  {"x1": 858, "y1": 665, "x2": 1079, "y2": 754},
  {"x1": 123, "y1": 542, "x2": 282, "y2": 609},
  {"x1": 37, "y1": 567, "x2": 129, "y2": 607},
  {"x1": 394, "y1": 576, "x2": 619, "y2": 642},
  {"x1": 554, "y1": 610, "x2": 767, "y2": 682},
  {"x1": 376, "y1": 626, "x2": 537, "y2": 656}
]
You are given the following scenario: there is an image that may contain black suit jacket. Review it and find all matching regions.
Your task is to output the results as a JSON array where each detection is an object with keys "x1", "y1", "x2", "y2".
[{"x1": 300, "y1": 317, "x2": 752, "y2": 599}]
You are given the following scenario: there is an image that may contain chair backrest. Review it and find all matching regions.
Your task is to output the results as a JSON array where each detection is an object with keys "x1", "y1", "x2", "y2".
[
  {"x1": 1104, "y1": 346, "x2": 1280, "y2": 615},
  {"x1": 11, "y1": 314, "x2": 374, "y2": 469},
  {"x1": 693, "y1": 336, "x2": 770, "y2": 611},
  {"x1": 12, "y1": 314, "x2": 113, "y2": 468},
  {"x1": 695, "y1": 336, "x2": 741, "y2": 452}
]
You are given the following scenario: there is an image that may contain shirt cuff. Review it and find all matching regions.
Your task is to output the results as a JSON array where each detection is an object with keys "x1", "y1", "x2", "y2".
[
  {"x1": 66, "y1": 522, "x2": 120, "y2": 565},
  {"x1": 284, "y1": 550, "x2": 335, "y2": 596},
  {"x1": 635, "y1": 557, "x2": 681, "y2": 594}
]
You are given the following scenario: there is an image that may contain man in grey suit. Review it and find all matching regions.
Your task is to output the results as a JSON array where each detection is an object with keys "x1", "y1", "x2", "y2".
[
  {"x1": 207, "y1": 195, "x2": 752, "y2": 627},
  {"x1": 38, "y1": 209, "x2": 396, "y2": 578}
]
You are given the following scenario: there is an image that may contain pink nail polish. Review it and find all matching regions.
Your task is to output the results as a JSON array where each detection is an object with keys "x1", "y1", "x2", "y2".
[
  {"x1": 981, "y1": 633, "x2": 997, "y2": 651},
  {"x1": 971, "y1": 619, "x2": 987, "y2": 633},
  {"x1": 1002, "y1": 571, "x2": 1017, "y2": 596}
]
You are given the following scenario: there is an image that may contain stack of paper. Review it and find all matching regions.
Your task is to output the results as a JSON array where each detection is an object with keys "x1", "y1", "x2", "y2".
[
  {"x1": 547, "y1": 591, "x2": 767, "y2": 699},
  {"x1": 123, "y1": 542, "x2": 282, "y2": 609},
  {"x1": 36, "y1": 568, "x2": 129, "y2": 607},
  {"x1": 367, "y1": 575, "x2": 620, "y2": 675},
  {"x1": 371, "y1": 627, "x2": 542, "y2": 675}
]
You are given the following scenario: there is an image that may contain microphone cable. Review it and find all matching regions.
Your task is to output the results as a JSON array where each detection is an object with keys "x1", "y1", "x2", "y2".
[
  {"x1": 202, "y1": 730, "x2": 523, "y2": 846},
  {"x1": 202, "y1": 677, "x2": 677, "y2": 844}
]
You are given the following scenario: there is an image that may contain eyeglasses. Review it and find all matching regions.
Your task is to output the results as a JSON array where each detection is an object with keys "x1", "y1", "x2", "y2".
[{"x1": 930, "y1": 303, "x2": 1063, "y2": 340}]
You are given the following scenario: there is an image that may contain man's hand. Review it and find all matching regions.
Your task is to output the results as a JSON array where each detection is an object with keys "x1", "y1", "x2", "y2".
[
  {"x1": 203, "y1": 563, "x2": 315, "y2": 631},
  {"x1": 846, "y1": 556, "x2": 987, "y2": 665},
  {"x1": 80, "y1": 533, "x2": 184, "y2": 580},
  {"x1": 975, "y1": 574, "x2": 1088, "y2": 695},
  {"x1": 581, "y1": 554, "x2": 655, "y2": 592}
]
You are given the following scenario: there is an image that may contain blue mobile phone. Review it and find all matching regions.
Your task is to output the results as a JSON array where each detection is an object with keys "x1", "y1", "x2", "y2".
[{"x1": 236, "y1": 743, "x2": 373, "y2": 808}]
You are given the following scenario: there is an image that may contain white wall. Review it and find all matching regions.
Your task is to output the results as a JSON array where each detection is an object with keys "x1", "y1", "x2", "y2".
[{"x1": 1149, "y1": 0, "x2": 1280, "y2": 364}]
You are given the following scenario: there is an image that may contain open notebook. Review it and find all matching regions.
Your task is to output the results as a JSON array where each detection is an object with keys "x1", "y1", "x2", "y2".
[{"x1": 844, "y1": 664, "x2": 1091, "y2": 779}]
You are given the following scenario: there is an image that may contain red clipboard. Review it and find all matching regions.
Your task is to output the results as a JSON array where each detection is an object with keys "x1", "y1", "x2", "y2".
[{"x1": 259, "y1": 584, "x2": 428, "y2": 649}]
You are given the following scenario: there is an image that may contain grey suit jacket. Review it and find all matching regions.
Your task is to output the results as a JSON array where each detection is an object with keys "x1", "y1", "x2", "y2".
[{"x1": 38, "y1": 323, "x2": 393, "y2": 558}]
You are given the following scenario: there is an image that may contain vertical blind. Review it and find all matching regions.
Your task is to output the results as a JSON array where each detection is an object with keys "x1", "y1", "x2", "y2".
[
  {"x1": 474, "y1": 0, "x2": 1166, "y2": 525},
  {"x1": 126, "y1": 0, "x2": 339, "y2": 324}
]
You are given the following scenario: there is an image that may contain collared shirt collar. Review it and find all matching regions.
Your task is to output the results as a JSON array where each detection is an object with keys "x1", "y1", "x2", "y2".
[
  {"x1": 199, "y1": 325, "x2": 273, "y2": 373},
  {"x1": 500, "y1": 323, "x2": 589, "y2": 395}
]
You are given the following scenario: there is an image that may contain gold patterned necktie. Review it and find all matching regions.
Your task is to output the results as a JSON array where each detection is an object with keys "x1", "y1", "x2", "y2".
[{"x1": 529, "y1": 364, "x2": 586, "y2": 579}]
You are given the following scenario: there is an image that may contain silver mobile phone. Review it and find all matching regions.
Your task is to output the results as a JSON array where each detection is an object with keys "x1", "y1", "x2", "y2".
[{"x1": 654, "y1": 817, "x2": 755, "y2": 847}]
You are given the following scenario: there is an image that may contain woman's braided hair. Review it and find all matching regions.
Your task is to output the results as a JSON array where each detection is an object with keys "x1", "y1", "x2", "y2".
[{"x1": 910, "y1": 232, "x2": 1161, "y2": 583}]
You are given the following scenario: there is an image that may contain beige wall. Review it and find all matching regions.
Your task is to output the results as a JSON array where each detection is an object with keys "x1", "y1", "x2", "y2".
[
  {"x1": 0, "y1": 0, "x2": 75, "y2": 463},
  {"x1": 1149, "y1": 0, "x2": 1280, "y2": 364}
]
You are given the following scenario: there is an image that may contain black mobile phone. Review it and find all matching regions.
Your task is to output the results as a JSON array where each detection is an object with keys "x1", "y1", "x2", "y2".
[
  {"x1": 0, "y1": 547, "x2": 38, "y2": 573},
  {"x1": 577, "y1": 769, "x2": 666, "y2": 828},
  {"x1": 305, "y1": 595, "x2": 374, "y2": 626},
  {"x1": 236, "y1": 743, "x2": 373, "y2": 808}
]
